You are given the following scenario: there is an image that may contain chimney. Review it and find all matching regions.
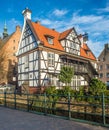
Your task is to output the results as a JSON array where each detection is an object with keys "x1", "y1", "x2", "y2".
[
  {"x1": 16, "y1": 26, "x2": 21, "y2": 32},
  {"x1": 83, "y1": 32, "x2": 88, "y2": 42},
  {"x1": 52, "y1": 28, "x2": 55, "y2": 31},
  {"x1": 103, "y1": 43, "x2": 109, "y2": 61},
  {"x1": 78, "y1": 34, "x2": 83, "y2": 47},
  {"x1": 35, "y1": 20, "x2": 40, "y2": 24},
  {"x1": 22, "y1": 8, "x2": 32, "y2": 20},
  {"x1": 105, "y1": 43, "x2": 109, "y2": 50},
  {"x1": 104, "y1": 43, "x2": 109, "y2": 55}
]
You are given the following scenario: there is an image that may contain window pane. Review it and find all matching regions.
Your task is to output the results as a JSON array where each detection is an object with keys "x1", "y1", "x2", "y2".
[
  {"x1": 48, "y1": 37, "x2": 53, "y2": 44},
  {"x1": 48, "y1": 53, "x2": 54, "y2": 67}
]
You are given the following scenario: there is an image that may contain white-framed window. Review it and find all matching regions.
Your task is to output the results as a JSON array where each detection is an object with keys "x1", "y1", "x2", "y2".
[
  {"x1": 71, "y1": 76, "x2": 81, "y2": 90},
  {"x1": 86, "y1": 50, "x2": 90, "y2": 56},
  {"x1": 48, "y1": 52, "x2": 54, "y2": 67},
  {"x1": 70, "y1": 42, "x2": 76, "y2": 49},
  {"x1": 24, "y1": 55, "x2": 29, "y2": 68},
  {"x1": 47, "y1": 37, "x2": 53, "y2": 44}
]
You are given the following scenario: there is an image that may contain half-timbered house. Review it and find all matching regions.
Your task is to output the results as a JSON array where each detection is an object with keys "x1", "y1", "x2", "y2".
[{"x1": 17, "y1": 8, "x2": 98, "y2": 93}]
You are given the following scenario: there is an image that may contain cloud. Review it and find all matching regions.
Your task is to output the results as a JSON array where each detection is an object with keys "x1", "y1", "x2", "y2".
[
  {"x1": 53, "y1": 9, "x2": 68, "y2": 16},
  {"x1": 40, "y1": 19, "x2": 52, "y2": 25},
  {"x1": 34, "y1": 16, "x2": 66, "y2": 31},
  {"x1": 8, "y1": 18, "x2": 22, "y2": 27},
  {"x1": 72, "y1": 13, "x2": 103, "y2": 24},
  {"x1": 92, "y1": 32, "x2": 101, "y2": 37},
  {"x1": 87, "y1": 40, "x2": 104, "y2": 57},
  {"x1": 8, "y1": 18, "x2": 22, "y2": 33},
  {"x1": 98, "y1": 7, "x2": 109, "y2": 13},
  {"x1": 33, "y1": 10, "x2": 109, "y2": 57},
  {"x1": 69, "y1": 12, "x2": 109, "y2": 40}
]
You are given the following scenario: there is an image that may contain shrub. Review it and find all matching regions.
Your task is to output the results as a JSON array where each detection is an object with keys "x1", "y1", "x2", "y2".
[
  {"x1": 74, "y1": 86, "x2": 85, "y2": 102},
  {"x1": 89, "y1": 78, "x2": 106, "y2": 96},
  {"x1": 45, "y1": 86, "x2": 59, "y2": 109}
]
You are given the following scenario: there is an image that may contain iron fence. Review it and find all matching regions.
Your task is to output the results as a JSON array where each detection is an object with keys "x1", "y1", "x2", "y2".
[{"x1": 0, "y1": 92, "x2": 109, "y2": 127}]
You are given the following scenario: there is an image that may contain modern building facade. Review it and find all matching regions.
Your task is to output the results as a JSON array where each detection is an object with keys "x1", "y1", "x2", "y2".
[
  {"x1": 0, "y1": 25, "x2": 21, "y2": 85},
  {"x1": 17, "y1": 8, "x2": 97, "y2": 93},
  {"x1": 98, "y1": 44, "x2": 109, "y2": 88}
]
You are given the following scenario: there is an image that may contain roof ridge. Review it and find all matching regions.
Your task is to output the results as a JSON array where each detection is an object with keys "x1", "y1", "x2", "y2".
[
  {"x1": 59, "y1": 27, "x2": 73, "y2": 40},
  {"x1": 32, "y1": 21, "x2": 59, "y2": 33}
]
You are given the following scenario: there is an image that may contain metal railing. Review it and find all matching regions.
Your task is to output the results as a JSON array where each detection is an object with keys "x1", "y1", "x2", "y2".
[{"x1": 0, "y1": 92, "x2": 109, "y2": 127}]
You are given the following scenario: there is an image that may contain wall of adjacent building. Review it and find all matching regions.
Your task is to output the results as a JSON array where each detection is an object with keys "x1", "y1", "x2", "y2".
[{"x1": 0, "y1": 26, "x2": 21, "y2": 85}]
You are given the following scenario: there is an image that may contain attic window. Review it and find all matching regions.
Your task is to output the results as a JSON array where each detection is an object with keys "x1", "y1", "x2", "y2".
[
  {"x1": 86, "y1": 50, "x2": 90, "y2": 56},
  {"x1": 45, "y1": 35, "x2": 54, "y2": 45},
  {"x1": 47, "y1": 37, "x2": 53, "y2": 44}
]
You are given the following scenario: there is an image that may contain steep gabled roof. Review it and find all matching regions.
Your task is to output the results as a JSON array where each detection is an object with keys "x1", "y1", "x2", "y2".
[
  {"x1": 30, "y1": 21, "x2": 64, "y2": 51},
  {"x1": 59, "y1": 28, "x2": 73, "y2": 40},
  {"x1": 27, "y1": 20, "x2": 96, "y2": 61},
  {"x1": 80, "y1": 43, "x2": 96, "y2": 61}
]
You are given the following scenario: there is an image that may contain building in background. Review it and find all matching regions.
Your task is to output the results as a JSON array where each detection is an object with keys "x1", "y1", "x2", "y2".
[
  {"x1": 0, "y1": 24, "x2": 21, "y2": 85},
  {"x1": 17, "y1": 8, "x2": 98, "y2": 94},
  {"x1": 98, "y1": 44, "x2": 109, "y2": 89}
]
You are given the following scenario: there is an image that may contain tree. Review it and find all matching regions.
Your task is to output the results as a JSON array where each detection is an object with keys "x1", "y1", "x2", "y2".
[
  {"x1": 89, "y1": 78, "x2": 106, "y2": 95},
  {"x1": 59, "y1": 66, "x2": 74, "y2": 86}
]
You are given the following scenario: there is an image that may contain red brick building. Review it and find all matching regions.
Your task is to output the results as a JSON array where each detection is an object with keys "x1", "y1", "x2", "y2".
[
  {"x1": 0, "y1": 25, "x2": 21, "y2": 85},
  {"x1": 98, "y1": 44, "x2": 109, "y2": 88}
]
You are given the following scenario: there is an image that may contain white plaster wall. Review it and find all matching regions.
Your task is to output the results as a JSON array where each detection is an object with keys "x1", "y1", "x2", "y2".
[
  {"x1": 34, "y1": 51, "x2": 38, "y2": 60},
  {"x1": 29, "y1": 53, "x2": 33, "y2": 61},
  {"x1": 60, "y1": 40, "x2": 65, "y2": 47},
  {"x1": 34, "y1": 60, "x2": 38, "y2": 70},
  {"x1": 29, "y1": 62, "x2": 34, "y2": 71}
]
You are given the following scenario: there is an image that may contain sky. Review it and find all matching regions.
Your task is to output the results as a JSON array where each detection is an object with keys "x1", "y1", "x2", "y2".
[{"x1": 0, "y1": 0, "x2": 109, "y2": 57}]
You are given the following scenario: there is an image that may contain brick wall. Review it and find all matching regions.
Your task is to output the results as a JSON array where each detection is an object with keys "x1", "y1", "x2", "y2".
[{"x1": 0, "y1": 26, "x2": 21, "y2": 85}]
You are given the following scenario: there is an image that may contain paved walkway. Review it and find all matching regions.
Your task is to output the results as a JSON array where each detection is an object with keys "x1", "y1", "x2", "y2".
[{"x1": 0, "y1": 107, "x2": 108, "y2": 130}]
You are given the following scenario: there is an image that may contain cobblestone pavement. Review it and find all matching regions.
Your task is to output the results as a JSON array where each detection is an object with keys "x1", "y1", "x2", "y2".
[{"x1": 0, "y1": 107, "x2": 108, "y2": 130}]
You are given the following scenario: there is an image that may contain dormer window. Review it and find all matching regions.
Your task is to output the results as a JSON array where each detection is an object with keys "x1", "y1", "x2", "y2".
[
  {"x1": 47, "y1": 37, "x2": 53, "y2": 44},
  {"x1": 45, "y1": 35, "x2": 54, "y2": 45},
  {"x1": 86, "y1": 50, "x2": 90, "y2": 56}
]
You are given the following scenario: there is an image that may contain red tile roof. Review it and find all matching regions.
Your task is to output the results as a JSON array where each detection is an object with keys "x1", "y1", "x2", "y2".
[
  {"x1": 80, "y1": 43, "x2": 96, "y2": 60},
  {"x1": 29, "y1": 21, "x2": 96, "y2": 60},
  {"x1": 31, "y1": 21, "x2": 64, "y2": 51},
  {"x1": 59, "y1": 28, "x2": 73, "y2": 40}
]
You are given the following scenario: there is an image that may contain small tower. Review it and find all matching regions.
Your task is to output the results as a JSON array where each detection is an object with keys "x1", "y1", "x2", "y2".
[
  {"x1": 22, "y1": 7, "x2": 32, "y2": 21},
  {"x1": 3, "y1": 21, "x2": 8, "y2": 39}
]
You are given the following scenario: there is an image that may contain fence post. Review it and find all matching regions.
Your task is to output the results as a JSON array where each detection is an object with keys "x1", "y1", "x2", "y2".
[
  {"x1": 68, "y1": 92, "x2": 71, "y2": 120},
  {"x1": 44, "y1": 92, "x2": 47, "y2": 115},
  {"x1": 14, "y1": 91, "x2": 16, "y2": 109},
  {"x1": 27, "y1": 93, "x2": 29, "y2": 112},
  {"x1": 102, "y1": 93, "x2": 105, "y2": 125},
  {"x1": 4, "y1": 91, "x2": 6, "y2": 107}
]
